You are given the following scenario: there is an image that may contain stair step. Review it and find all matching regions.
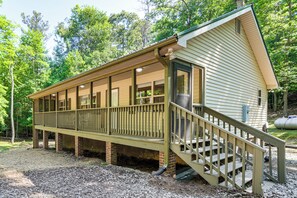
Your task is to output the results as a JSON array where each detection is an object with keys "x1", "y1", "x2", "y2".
[
  {"x1": 205, "y1": 153, "x2": 233, "y2": 163},
  {"x1": 205, "y1": 161, "x2": 243, "y2": 175},
  {"x1": 219, "y1": 170, "x2": 253, "y2": 188},
  {"x1": 184, "y1": 145, "x2": 220, "y2": 154},
  {"x1": 174, "y1": 138, "x2": 209, "y2": 145},
  {"x1": 197, "y1": 145, "x2": 220, "y2": 153}
]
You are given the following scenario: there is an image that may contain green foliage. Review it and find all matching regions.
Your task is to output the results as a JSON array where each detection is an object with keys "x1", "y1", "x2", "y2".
[
  {"x1": 0, "y1": 85, "x2": 8, "y2": 126},
  {"x1": 21, "y1": 11, "x2": 49, "y2": 38},
  {"x1": 250, "y1": 0, "x2": 297, "y2": 92},
  {"x1": 57, "y1": 5, "x2": 112, "y2": 59},
  {"x1": 109, "y1": 11, "x2": 144, "y2": 56},
  {"x1": 0, "y1": 16, "x2": 16, "y2": 130},
  {"x1": 147, "y1": 0, "x2": 236, "y2": 41}
]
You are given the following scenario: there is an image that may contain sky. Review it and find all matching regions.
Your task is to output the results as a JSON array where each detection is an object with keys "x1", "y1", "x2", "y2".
[{"x1": 0, "y1": 0, "x2": 144, "y2": 55}]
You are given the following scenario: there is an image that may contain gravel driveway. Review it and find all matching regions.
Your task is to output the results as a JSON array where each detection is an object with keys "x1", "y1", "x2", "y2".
[{"x1": 0, "y1": 143, "x2": 296, "y2": 197}]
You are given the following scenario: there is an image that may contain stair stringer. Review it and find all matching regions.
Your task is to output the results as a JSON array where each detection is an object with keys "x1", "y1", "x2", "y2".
[{"x1": 171, "y1": 144, "x2": 219, "y2": 186}]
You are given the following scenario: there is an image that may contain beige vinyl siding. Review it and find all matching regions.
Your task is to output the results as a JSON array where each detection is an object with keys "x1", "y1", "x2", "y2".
[
  {"x1": 67, "y1": 88, "x2": 76, "y2": 110},
  {"x1": 174, "y1": 19, "x2": 267, "y2": 130},
  {"x1": 93, "y1": 78, "x2": 108, "y2": 108},
  {"x1": 112, "y1": 71, "x2": 131, "y2": 106}
]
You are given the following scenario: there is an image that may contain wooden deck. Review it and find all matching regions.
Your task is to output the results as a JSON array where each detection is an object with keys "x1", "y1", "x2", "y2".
[{"x1": 34, "y1": 103, "x2": 165, "y2": 151}]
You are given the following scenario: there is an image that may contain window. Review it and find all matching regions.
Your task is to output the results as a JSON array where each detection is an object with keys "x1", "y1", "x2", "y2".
[
  {"x1": 177, "y1": 70, "x2": 189, "y2": 95},
  {"x1": 111, "y1": 88, "x2": 119, "y2": 107},
  {"x1": 235, "y1": 18, "x2": 241, "y2": 34},
  {"x1": 50, "y1": 96, "x2": 56, "y2": 111},
  {"x1": 93, "y1": 92, "x2": 101, "y2": 108},
  {"x1": 258, "y1": 90, "x2": 262, "y2": 106},
  {"x1": 39, "y1": 98, "x2": 44, "y2": 112},
  {"x1": 153, "y1": 80, "x2": 164, "y2": 103},
  {"x1": 79, "y1": 95, "x2": 90, "y2": 109},
  {"x1": 136, "y1": 82, "x2": 152, "y2": 104},
  {"x1": 59, "y1": 99, "x2": 65, "y2": 111}
]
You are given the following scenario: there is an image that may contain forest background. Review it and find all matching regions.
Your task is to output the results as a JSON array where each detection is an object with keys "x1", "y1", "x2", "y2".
[{"x1": 0, "y1": 0, "x2": 296, "y2": 141}]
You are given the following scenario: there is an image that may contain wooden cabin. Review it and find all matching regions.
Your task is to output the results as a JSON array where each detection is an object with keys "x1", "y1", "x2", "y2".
[{"x1": 29, "y1": 5, "x2": 286, "y2": 195}]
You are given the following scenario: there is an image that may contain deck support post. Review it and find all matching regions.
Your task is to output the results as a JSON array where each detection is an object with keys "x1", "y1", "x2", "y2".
[
  {"x1": 55, "y1": 132, "x2": 63, "y2": 152},
  {"x1": 75, "y1": 86, "x2": 79, "y2": 130},
  {"x1": 252, "y1": 149, "x2": 264, "y2": 195},
  {"x1": 163, "y1": 57, "x2": 172, "y2": 166},
  {"x1": 33, "y1": 129, "x2": 39, "y2": 148},
  {"x1": 56, "y1": 92, "x2": 58, "y2": 128},
  {"x1": 277, "y1": 144, "x2": 286, "y2": 183},
  {"x1": 106, "y1": 142, "x2": 117, "y2": 165},
  {"x1": 159, "y1": 151, "x2": 176, "y2": 176},
  {"x1": 107, "y1": 76, "x2": 111, "y2": 135},
  {"x1": 75, "y1": 136, "x2": 83, "y2": 157},
  {"x1": 43, "y1": 130, "x2": 49, "y2": 149},
  {"x1": 131, "y1": 69, "x2": 136, "y2": 105}
]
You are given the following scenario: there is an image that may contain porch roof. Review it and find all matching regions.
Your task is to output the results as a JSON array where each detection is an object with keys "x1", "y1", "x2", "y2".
[{"x1": 29, "y1": 4, "x2": 278, "y2": 99}]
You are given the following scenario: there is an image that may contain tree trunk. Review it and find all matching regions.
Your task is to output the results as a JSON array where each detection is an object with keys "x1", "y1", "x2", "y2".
[
  {"x1": 283, "y1": 89, "x2": 288, "y2": 117},
  {"x1": 10, "y1": 65, "x2": 15, "y2": 144},
  {"x1": 273, "y1": 91, "x2": 277, "y2": 111}
]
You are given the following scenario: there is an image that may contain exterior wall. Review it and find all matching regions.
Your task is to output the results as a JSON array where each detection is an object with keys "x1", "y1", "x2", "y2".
[
  {"x1": 68, "y1": 87, "x2": 76, "y2": 110},
  {"x1": 174, "y1": 19, "x2": 267, "y2": 130},
  {"x1": 112, "y1": 71, "x2": 131, "y2": 106},
  {"x1": 93, "y1": 78, "x2": 108, "y2": 107}
]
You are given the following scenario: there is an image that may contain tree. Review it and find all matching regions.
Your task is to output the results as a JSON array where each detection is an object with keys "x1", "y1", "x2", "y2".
[
  {"x1": 0, "y1": 85, "x2": 8, "y2": 127},
  {"x1": 57, "y1": 5, "x2": 113, "y2": 64},
  {"x1": 146, "y1": 0, "x2": 236, "y2": 41},
  {"x1": 0, "y1": 16, "x2": 17, "y2": 142},
  {"x1": 21, "y1": 11, "x2": 49, "y2": 39},
  {"x1": 109, "y1": 11, "x2": 144, "y2": 57},
  {"x1": 249, "y1": 0, "x2": 297, "y2": 115},
  {"x1": 14, "y1": 29, "x2": 50, "y2": 135}
]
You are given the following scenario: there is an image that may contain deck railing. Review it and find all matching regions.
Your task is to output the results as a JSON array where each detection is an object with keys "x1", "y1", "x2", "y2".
[
  {"x1": 110, "y1": 103, "x2": 164, "y2": 138},
  {"x1": 193, "y1": 105, "x2": 286, "y2": 183},
  {"x1": 44, "y1": 112, "x2": 56, "y2": 127},
  {"x1": 34, "y1": 103, "x2": 164, "y2": 138},
  {"x1": 34, "y1": 112, "x2": 44, "y2": 125},
  {"x1": 171, "y1": 102, "x2": 265, "y2": 194},
  {"x1": 77, "y1": 108, "x2": 107, "y2": 133},
  {"x1": 57, "y1": 110, "x2": 76, "y2": 129}
]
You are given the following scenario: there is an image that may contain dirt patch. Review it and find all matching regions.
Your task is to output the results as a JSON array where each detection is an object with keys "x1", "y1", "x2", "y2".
[{"x1": 0, "y1": 145, "x2": 258, "y2": 198}]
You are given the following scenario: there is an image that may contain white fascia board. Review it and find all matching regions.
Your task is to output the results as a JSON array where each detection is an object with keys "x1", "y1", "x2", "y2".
[
  {"x1": 177, "y1": 7, "x2": 252, "y2": 47},
  {"x1": 249, "y1": 10, "x2": 278, "y2": 88}
]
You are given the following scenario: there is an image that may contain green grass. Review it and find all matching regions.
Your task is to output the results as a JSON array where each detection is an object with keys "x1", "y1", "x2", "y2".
[
  {"x1": 0, "y1": 139, "x2": 32, "y2": 152},
  {"x1": 268, "y1": 123, "x2": 297, "y2": 145}
]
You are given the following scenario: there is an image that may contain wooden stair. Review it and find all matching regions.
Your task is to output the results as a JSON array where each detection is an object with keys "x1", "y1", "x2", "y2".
[
  {"x1": 171, "y1": 138, "x2": 253, "y2": 190},
  {"x1": 170, "y1": 102, "x2": 266, "y2": 195}
]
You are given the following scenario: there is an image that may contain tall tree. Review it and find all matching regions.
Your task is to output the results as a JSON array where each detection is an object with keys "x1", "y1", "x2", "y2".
[
  {"x1": 14, "y1": 29, "x2": 50, "y2": 135},
  {"x1": 249, "y1": 0, "x2": 297, "y2": 115},
  {"x1": 0, "y1": 16, "x2": 17, "y2": 142},
  {"x1": 109, "y1": 11, "x2": 144, "y2": 57},
  {"x1": 146, "y1": 0, "x2": 236, "y2": 41},
  {"x1": 57, "y1": 5, "x2": 113, "y2": 67},
  {"x1": 21, "y1": 11, "x2": 49, "y2": 38}
]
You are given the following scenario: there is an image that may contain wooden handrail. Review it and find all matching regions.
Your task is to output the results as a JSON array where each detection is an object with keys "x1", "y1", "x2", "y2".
[
  {"x1": 170, "y1": 102, "x2": 265, "y2": 194},
  {"x1": 193, "y1": 104, "x2": 286, "y2": 183},
  {"x1": 172, "y1": 102, "x2": 266, "y2": 152},
  {"x1": 202, "y1": 106, "x2": 286, "y2": 146}
]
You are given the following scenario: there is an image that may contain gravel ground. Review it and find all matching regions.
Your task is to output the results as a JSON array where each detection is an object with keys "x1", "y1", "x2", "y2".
[
  {"x1": 0, "y1": 143, "x2": 296, "y2": 198},
  {"x1": 262, "y1": 148, "x2": 297, "y2": 198}
]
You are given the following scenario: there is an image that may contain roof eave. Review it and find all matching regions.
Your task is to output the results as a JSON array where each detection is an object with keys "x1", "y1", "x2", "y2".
[{"x1": 28, "y1": 36, "x2": 177, "y2": 99}]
